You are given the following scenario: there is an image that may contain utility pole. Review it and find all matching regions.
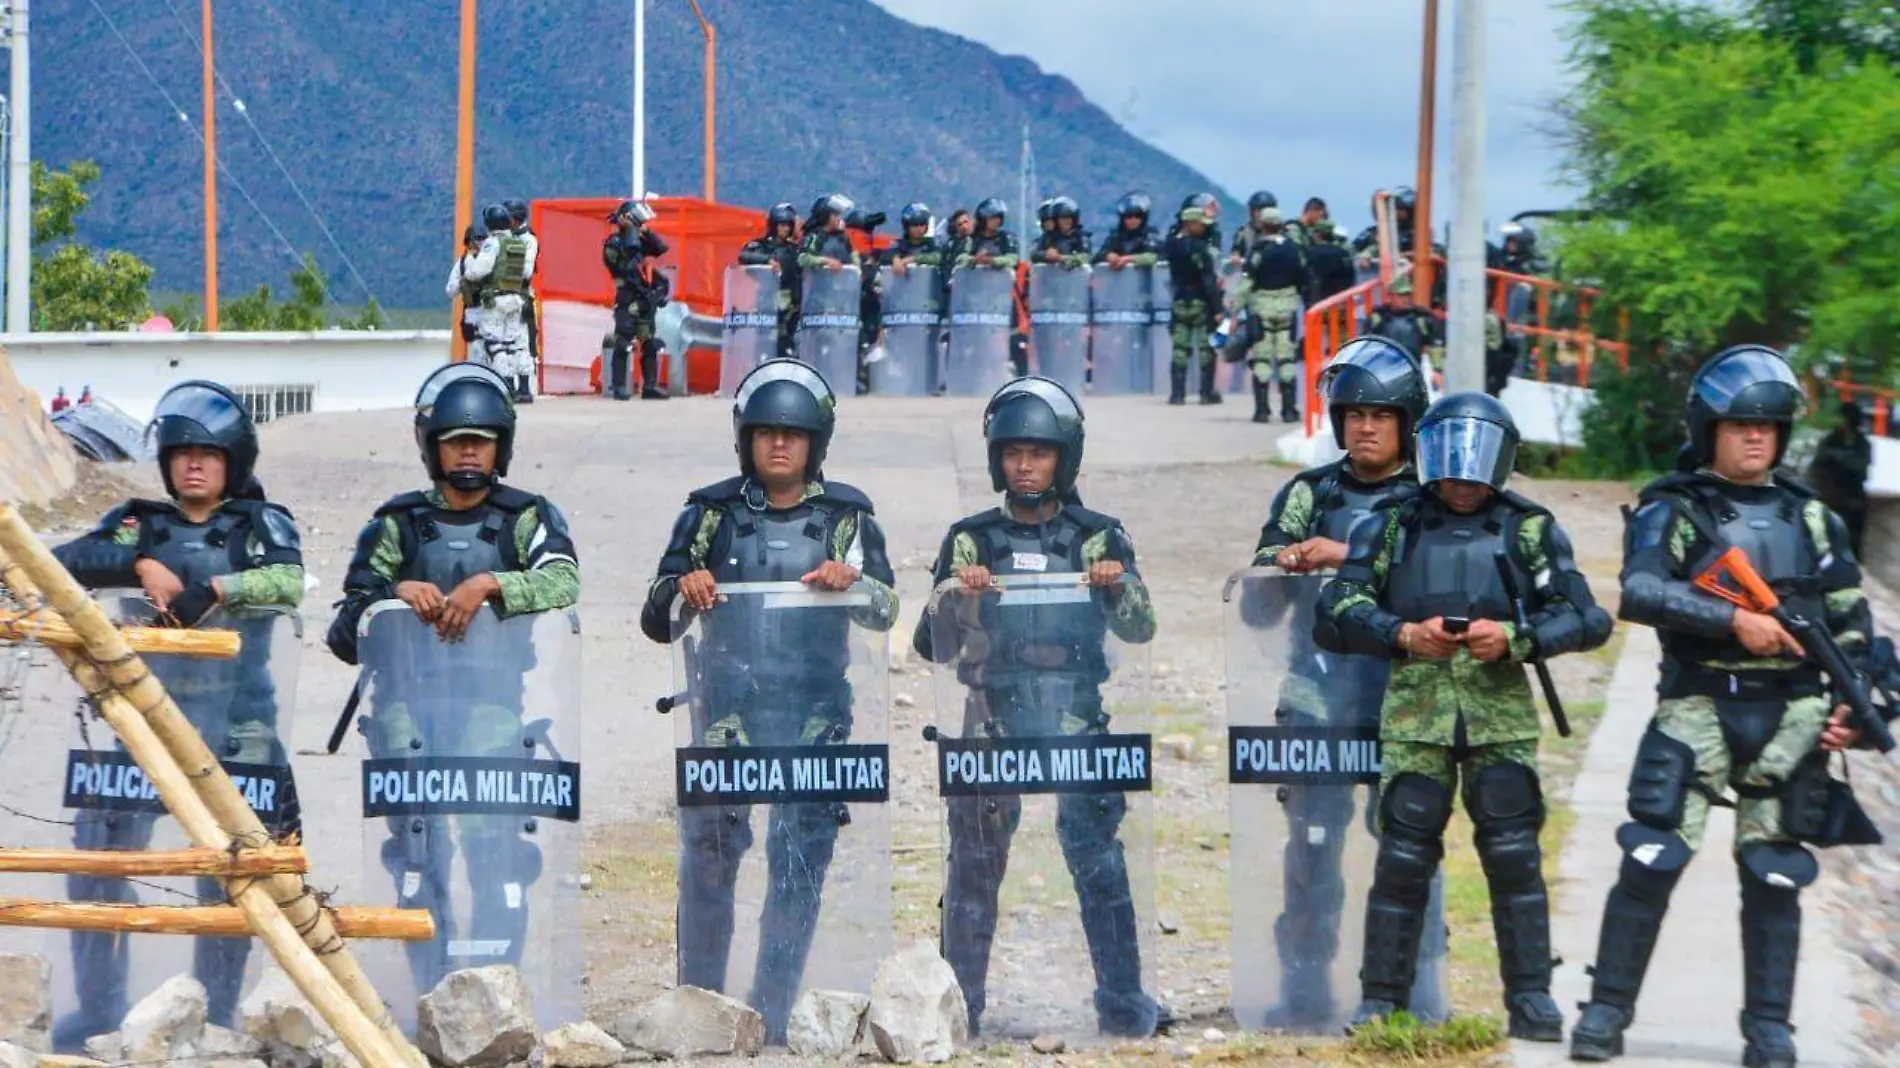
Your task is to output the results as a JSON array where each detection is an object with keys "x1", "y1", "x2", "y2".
[
  {"x1": 1445, "y1": 0, "x2": 1487, "y2": 394},
  {"x1": 631, "y1": 0, "x2": 645, "y2": 199},
  {"x1": 201, "y1": 0, "x2": 218, "y2": 331},
  {"x1": 6, "y1": 1, "x2": 29, "y2": 333},
  {"x1": 451, "y1": 0, "x2": 476, "y2": 360},
  {"x1": 1413, "y1": 0, "x2": 1439, "y2": 312}
]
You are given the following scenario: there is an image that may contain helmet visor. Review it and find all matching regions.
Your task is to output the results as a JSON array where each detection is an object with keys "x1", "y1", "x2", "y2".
[
  {"x1": 987, "y1": 376, "x2": 1083, "y2": 427},
  {"x1": 1320, "y1": 340, "x2": 1419, "y2": 401},
  {"x1": 736, "y1": 360, "x2": 835, "y2": 412},
  {"x1": 416, "y1": 363, "x2": 511, "y2": 413},
  {"x1": 149, "y1": 382, "x2": 249, "y2": 443},
  {"x1": 1693, "y1": 348, "x2": 1803, "y2": 418},
  {"x1": 1417, "y1": 416, "x2": 1513, "y2": 488}
]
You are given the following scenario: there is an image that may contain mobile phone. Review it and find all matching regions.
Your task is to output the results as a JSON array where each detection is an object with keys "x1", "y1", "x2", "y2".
[{"x1": 1442, "y1": 616, "x2": 1471, "y2": 635}]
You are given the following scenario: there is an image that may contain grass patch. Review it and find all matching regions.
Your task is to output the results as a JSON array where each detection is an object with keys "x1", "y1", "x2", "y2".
[{"x1": 1343, "y1": 1011, "x2": 1506, "y2": 1061}]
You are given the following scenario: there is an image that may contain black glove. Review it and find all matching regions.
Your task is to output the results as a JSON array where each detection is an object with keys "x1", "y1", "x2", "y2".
[{"x1": 166, "y1": 582, "x2": 220, "y2": 628}]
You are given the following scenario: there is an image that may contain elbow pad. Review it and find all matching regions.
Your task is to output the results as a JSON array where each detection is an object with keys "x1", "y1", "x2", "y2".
[
  {"x1": 639, "y1": 577, "x2": 679, "y2": 645},
  {"x1": 54, "y1": 539, "x2": 140, "y2": 589},
  {"x1": 325, "y1": 597, "x2": 367, "y2": 666},
  {"x1": 1620, "y1": 571, "x2": 1733, "y2": 639}
]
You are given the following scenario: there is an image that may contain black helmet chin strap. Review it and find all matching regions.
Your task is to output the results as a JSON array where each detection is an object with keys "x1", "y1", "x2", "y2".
[{"x1": 445, "y1": 469, "x2": 495, "y2": 492}]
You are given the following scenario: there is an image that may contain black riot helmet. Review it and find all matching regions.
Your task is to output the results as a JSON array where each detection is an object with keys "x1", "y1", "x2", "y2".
[
  {"x1": 1247, "y1": 190, "x2": 1278, "y2": 214},
  {"x1": 503, "y1": 199, "x2": 529, "y2": 229},
  {"x1": 845, "y1": 207, "x2": 886, "y2": 233},
  {"x1": 1115, "y1": 192, "x2": 1152, "y2": 223},
  {"x1": 1684, "y1": 345, "x2": 1805, "y2": 466},
  {"x1": 1318, "y1": 337, "x2": 1430, "y2": 453},
  {"x1": 766, "y1": 202, "x2": 798, "y2": 232},
  {"x1": 984, "y1": 376, "x2": 1086, "y2": 503},
  {"x1": 975, "y1": 198, "x2": 1008, "y2": 227},
  {"x1": 810, "y1": 193, "x2": 854, "y2": 227},
  {"x1": 462, "y1": 222, "x2": 487, "y2": 245},
  {"x1": 611, "y1": 199, "x2": 656, "y2": 225},
  {"x1": 414, "y1": 363, "x2": 517, "y2": 490},
  {"x1": 900, "y1": 202, "x2": 932, "y2": 229},
  {"x1": 1415, "y1": 391, "x2": 1519, "y2": 490},
  {"x1": 733, "y1": 359, "x2": 837, "y2": 481},
  {"x1": 1049, "y1": 196, "x2": 1080, "y2": 222},
  {"x1": 1391, "y1": 186, "x2": 1417, "y2": 213},
  {"x1": 482, "y1": 203, "x2": 512, "y2": 232},
  {"x1": 1036, "y1": 199, "x2": 1057, "y2": 223},
  {"x1": 148, "y1": 380, "x2": 259, "y2": 500},
  {"x1": 1180, "y1": 192, "x2": 1217, "y2": 216}
]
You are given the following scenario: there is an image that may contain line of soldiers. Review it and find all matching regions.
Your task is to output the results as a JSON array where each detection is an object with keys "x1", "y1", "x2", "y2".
[
  {"x1": 39, "y1": 341, "x2": 1888, "y2": 1067},
  {"x1": 447, "y1": 200, "x2": 541, "y2": 405}
]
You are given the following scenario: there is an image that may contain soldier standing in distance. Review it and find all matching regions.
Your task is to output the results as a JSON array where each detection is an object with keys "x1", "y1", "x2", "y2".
[
  {"x1": 1163, "y1": 199, "x2": 1225, "y2": 406},
  {"x1": 1235, "y1": 207, "x2": 1308, "y2": 423},
  {"x1": 1033, "y1": 196, "x2": 1091, "y2": 266},
  {"x1": 1230, "y1": 190, "x2": 1279, "y2": 264},
  {"x1": 463, "y1": 204, "x2": 538, "y2": 404},
  {"x1": 602, "y1": 200, "x2": 672, "y2": 400},
  {"x1": 447, "y1": 223, "x2": 488, "y2": 366},
  {"x1": 1569, "y1": 348, "x2": 1875, "y2": 1068},
  {"x1": 1317, "y1": 392, "x2": 1612, "y2": 1039},
  {"x1": 504, "y1": 199, "x2": 541, "y2": 382},
  {"x1": 737, "y1": 203, "x2": 804, "y2": 363}
]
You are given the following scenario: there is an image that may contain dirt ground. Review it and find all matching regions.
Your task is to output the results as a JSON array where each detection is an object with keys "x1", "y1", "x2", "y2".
[{"x1": 14, "y1": 393, "x2": 1639, "y2": 1064}]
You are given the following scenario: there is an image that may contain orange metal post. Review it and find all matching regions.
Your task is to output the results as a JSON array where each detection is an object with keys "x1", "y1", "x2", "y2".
[
  {"x1": 202, "y1": 0, "x2": 219, "y2": 331},
  {"x1": 689, "y1": 1, "x2": 716, "y2": 201},
  {"x1": 451, "y1": 0, "x2": 478, "y2": 361},
  {"x1": 1414, "y1": 0, "x2": 1439, "y2": 308}
]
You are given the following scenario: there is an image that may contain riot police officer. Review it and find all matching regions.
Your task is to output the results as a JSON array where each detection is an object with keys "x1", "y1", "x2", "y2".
[
  {"x1": 447, "y1": 222, "x2": 488, "y2": 365},
  {"x1": 885, "y1": 202, "x2": 943, "y2": 271},
  {"x1": 1172, "y1": 192, "x2": 1223, "y2": 250},
  {"x1": 1095, "y1": 193, "x2": 1161, "y2": 268},
  {"x1": 737, "y1": 202, "x2": 804, "y2": 363},
  {"x1": 799, "y1": 194, "x2": 859, "y2": 272},
  {"x1": 913, "y1": 377, "x2": 1169, "y2": 1039},
  {"x1": 1569, "y1": 348, "x2": 1874, "y2": 1068},
  {"x1": 326, "y1": 363, "x2": 579, "y2": 995},
  {"x1": 465, "y1": 204, "x2": 538, "y2": 404},
  {"x1": 1498, "y1": 222, "x2": 1545, "y2": 277},
  {"x1": 1367, "y1": 275, "x2": 1439, "y2": 368},
  {"x1": 1317, "y1": 392, "x2": 1612, "y2": 1040},
  {"x1": 1236, "y1": 207, "x2": 1308, "y2": 423},
  {"x1": 52, "y1": 380, "x2": 305, "y2": 1043},
  {"x1": 1248, "y1": 338, "x2": 1448, "y2": 1027},
  {"x1": 956, "y1": 199, "x2": 1023, "y2": 374},
  {"x1": 603, "y1": 200, "x2": 672, "y2": 400},
  {"x1": 1163, "y1": 201, "x2": 1224, "y2": 405},
  {"x1": 1352, "y1": 186, "x2": 1417, "y2": 275},
  {"x1": 1033, "y1": 196, "x2": 1091, "y2": 267},
  {"x1": 639, "y1": 359, "x2": 898, "y2": 1043},
  {"x1": 847, "y1": 206, "x2": 889, "y2": 393},
  {"x1": 1230, "y1": 190, "x2": 1279, "y2": 263},
  {"x1": 1307, "y1": 221, "x2": 1358, "y2": 305},
  {"x1": 504, "y1": 198, "x2": 542, "y2": 376}
]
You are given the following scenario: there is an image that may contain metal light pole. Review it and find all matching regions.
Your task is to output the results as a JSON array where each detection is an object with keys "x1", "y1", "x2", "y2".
[
  {"x1": 202, "y1": 0, "x2": 219, "y2": 330},
  {"x1": 1445, "y1": 0, "x2": 1488, "y2": 393},
  {"x1": 631, "y1": 0, "x2": 645, "y2": 199},
  {"x1": 6, "y1": 0, "x2": 30, "y2": 333}
]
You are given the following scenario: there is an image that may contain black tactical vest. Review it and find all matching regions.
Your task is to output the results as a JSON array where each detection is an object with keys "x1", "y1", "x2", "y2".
[
  {"x1": 378, "y1": 491, "x2": 531, "y2": 703},
  {"x1": 1660, "y1": 478, "x2": 1825, "y2": 671},
  {"x1": 1384, "y1": 495, "x2": 1534, "y2": 625},
  {"x1": 141, "y1": 508, "x2": 255, "y2": 588},
  {"x1": 138, "y1": 506, "x2": 276, "y2": 744},
  {"x1": 1286, "y1": 467, "x2": 1409, "y2": 706}
]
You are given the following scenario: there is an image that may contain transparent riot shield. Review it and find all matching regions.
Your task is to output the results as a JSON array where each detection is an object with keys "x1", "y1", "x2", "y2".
[
  {"x1": 798, "y1": 267, "x2": 864, "y2": 395},
  {"x1": 873, "y1": 266, "x2": 943, "y2": 396},
  {"x1": 1029, "y1": 264, "x2": 1092, "y2": 395},
  {"x1": 1089, "y1": 266, "x2": 1153, "y2": 395},
  {"x1": 927, "y1": 573, "x2": 1157, "y2": 1040},
  {"x1": 5, "y1": 591, "x2": 302, "y2": 1048},
  {"x1": 663, "y1": 581, "x2": 892, "y2": 1045},
  {"x1": 722, "y1": 265, "x2": 782, "y2": 397},
  {"x1": 354, "y1": 603, "x2": 583, "y2": 1032},
  {"x1": 1222, "y1": 567, "x2": 1447, "y2": 1033},
  {"x1": 945, "y1": 267, "x2": 1015, "y2": 397},
  {"x1": 1218, "y1": 262, "x2": 1251, "y2": 394},
  {"x1": 1148, "y1": 263, "x2": 1174, "y2": 396}
]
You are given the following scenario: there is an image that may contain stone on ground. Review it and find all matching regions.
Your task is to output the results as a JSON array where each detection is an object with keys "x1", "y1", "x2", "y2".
[
  {"x1": 0, "y1": 955, "x2": 51, "y2": 1052},
  {"x1": 119, "y1": 974, "x2": 207, "y2": 1063},
  {"x1": 0, "y1": 1042, "x2": 33, "y2": 1068},
  {"x1": 612, "y1": 987, "x2": 764, "y2": 1060},
  {"x1": 1030, "y1": 1034, "x2": 1066, "y2": 1054},
  {"x1": 786, "y1": 990, "x2": 870, "y2": 1058},
  {"x1": 416, "y1": 967, "x2": 537, "y2": 1068},
  {"x1": 240, "y1": 967, "x2": 336, "y2": 1052},
  {"x1": 77, "y1": 1036, "x2": 117, "y2": 1065},
  {"x1": 541, "y1": 1021, "x2": 625, "y2": 1068},
  {"x1": 867, "y1": 941, "x2": 966, "y2": 1064}
]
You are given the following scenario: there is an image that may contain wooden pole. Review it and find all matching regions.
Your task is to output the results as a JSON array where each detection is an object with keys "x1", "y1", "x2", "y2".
[
  {"x1": 0, "y1": 899, "x2": 433, "y2": 940},
  {"x1": 0, "y1": 611, "x2": 240, "y2": 659},
  {"x1": 202, "y1": 0, "x2": 220, "y2": 332},
  {"x1": 0, "y1": 845, "x2": 307, "y2": 877},
  {"x1": 451, "y1": 0, "x2": 478, "y2": 361},
  {"x1": 0, "y1": 528, "x2": 423, "y2": 1068},
  {"x1": 1414, "y1": 0, "x2": 1440, "y2": 308}
]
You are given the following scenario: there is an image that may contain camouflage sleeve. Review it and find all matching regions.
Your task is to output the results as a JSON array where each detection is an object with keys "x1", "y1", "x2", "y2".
[
  {"x1": 641, "y1": 505, "x2": 718, "y2": 644},
  {"x1": 1810, "y1": 501, "x2": 1872, "y2": 654},
  {"x1": 1127, "y1": 251, "x2": 1159, "y2": 268},
  {"x1": 1514, "y1": 513, "x2": 1612, "y2": 661},
  {"x1": 795, "y1": 233, "x2": 831, "y2": 269},
  {"x1": 991, "y1": 253, "x2": 1020, "y2": 270},
  {"x1": 1317, "y1": 511, "x2": 1403, "y2": 655},
  {"x1": 1082, "y1": 526, "x2": 1157, "y2": 644},
  {"x1": 736, "y1": 240, "x2": 773, "y2": 267},
  {"x1": 911, "y1": 249, "x2": 943, "y2": 267},
  {"x1": 833, "y1": 511, "x2": 899, "y2": 633},
  {"x1": 494, "y1": 503, "x2": 581, "y2": 617},
  {"x1": 217, "y1": 556, "x2": 305, "y2": 609},
  {"x1": 911, "y1": 530, "x2": 980, "y2": 662},
  {"x1": 1252, "y1": 479, "x2": 1314, "y2": 565}
]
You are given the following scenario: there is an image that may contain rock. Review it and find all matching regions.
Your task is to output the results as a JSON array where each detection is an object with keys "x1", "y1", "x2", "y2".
[
  {"x1": 1201, "y1": 1027, "x2": 1226, "y2": 1043},
  {"x1": 786, "y1": 990, "x2": 869, "y2": 1058},
  {"x1": 1030, "y1": 1034, "x2": 1066, "y2": 1054},
  {"x1": 1156, "y1": 914, "x2": 1180, "y2": 935},
  {"x1": 541, "y1": 1021, "x2": 625, "y2": 1068},
  {"x1": 0, "y1": 1043, "x2": 33, "y2": 1068},
  {"x1": 1157, "y1": 734, "x2": 1196, "y2": 762},
  {"x1": 614, "y1": 986, "x2": 763, "y2": 1059},
  {"x1": 578, "y1": 872, "x2": 595, "y2": 891},
  {"x1": 0, "y1": 957, "x2": 49, "y2": 1054},
  {"x1": 35, "y1": 1055, "x2": 107, "y2": 1068},
  {"x1": 240, "y1": 968, "x2": 336, "y2": 1052},
  {"x1": 867, "y1": 941, "x2": 966, "y2": 1064},
  {"x1": 199, "y1": 1024, "x2": 267, "y2": 1068},
  {"x1": 78, "y1": 1035, "x2": 118, "y2": 1065},
  {"x1": 120, "y1": 975, "x2": 207, "y2": 1064},
  {"x1": 893, "y1": 693, "x2": 916, "y2": 709},
  {"x1": 416, "y1": 967, "x2": 537, "y2": 1068}
]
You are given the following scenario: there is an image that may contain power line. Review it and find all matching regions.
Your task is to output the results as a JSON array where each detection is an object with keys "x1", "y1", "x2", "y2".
[
  {"x1": 82, "y1": 0, "x2": 309, "y2": 285},
  {"x1": 153, "y1": 0, "x2": 377, "y2": 305}
]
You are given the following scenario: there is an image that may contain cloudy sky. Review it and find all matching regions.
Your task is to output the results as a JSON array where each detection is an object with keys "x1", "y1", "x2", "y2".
[{"x1": 871, "y1": 0, "x2": 1581, "y2": 235}]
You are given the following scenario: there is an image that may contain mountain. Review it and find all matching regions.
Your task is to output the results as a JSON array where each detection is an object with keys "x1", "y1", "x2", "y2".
[{"x1": 13, "y1": 0, "x2": 1233, "y2": 310}]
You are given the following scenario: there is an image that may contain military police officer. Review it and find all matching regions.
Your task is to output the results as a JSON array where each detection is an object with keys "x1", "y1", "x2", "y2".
[
  {"x1": 1235, "y1": 207, "x2": 1308, "y2": 423},
  {"x1": 504, "y1": 199, "x2": 542, "y2": 378},
  {"x1": 639, "y1": 359, "x2": 897, "y2": 1043},
  {"x1": 1163, "y1": 200, "x2": 1224, "y2": 406},
  {"x1": 464, "y1": 204, "x2": 538, "y2": 404},
  {"x1": 52, "y1": 381, "x2": 305, "y2": 1043},
  {"x1": 1317, "y1": 392, "x2": 1612, "y2": 1039},
  {"x1": 1095, "y1": 193, "x2": 1162, "y2": 269},
  {"x1": 603, "y1": 200, "x2": 672, "y2": 400},
  {"x1": 1033, "y1": 196, "x2": 1091, "y2": 267},
  {"x1": 885, "y1": 202, "x2": 944, "y2": 272},
  {"x1": 1230, "y1": 190, "x2": 1279, "y2": 263},
  {"x1": 1569, "y1": 348, "x2": 1873, "y2": 1068},
  {"x1": 737, "y1": 203, "x2": 804, "y2": 363},
  {"x1": 447, "y1": 223, "x2": 488, "y2": 365}
]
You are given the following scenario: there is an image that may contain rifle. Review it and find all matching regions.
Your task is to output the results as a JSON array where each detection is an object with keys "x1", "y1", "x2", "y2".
[
  {"x1": 1692, "y1": 547, "x2": 1897, "y2": 755},
  {"x1": 1493, "y1": 550, "x2": 1573, "y2": 738}
]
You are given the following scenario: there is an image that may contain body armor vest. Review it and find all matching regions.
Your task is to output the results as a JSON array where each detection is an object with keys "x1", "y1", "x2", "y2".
[
  {"x1": 492, "y1": 235, "x2": 529, "y2": 296},
  {"x1": 1286, "y1": 469, "x2": 1403, "y2": 711},
  {"x1": 700, "y1": 498, "x2": 852, "y2": 701},
  {"x1": 1384, "y1": 498, "x2": 1530, "y2": 625},
  {"x1": 1663, "y1": 480, "x2": 1824, "y2": 671},
  {"x1": 1310, "y1": 468, "x2": 1399, "y2": 544},
  {"x1": 808, "y1": 232, "x2": 855, "y2": 263},
  {"x1": 387, "y1": 500, "x2": 526, "y2": 706},
  {"x1": 1374, "y1": 313, "x2": 1430, "y2": 359},
  {"x1": 141, "y1": 508, "x2": 254, "y2": 589},
  {"x1": 139, "y1": 508, "x2": 267, "y2": 737}
]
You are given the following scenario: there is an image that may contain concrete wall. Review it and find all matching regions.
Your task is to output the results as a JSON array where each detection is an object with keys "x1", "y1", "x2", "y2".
[{"x1": 2, "y1": 330, "x2": 452, "y2": 424}]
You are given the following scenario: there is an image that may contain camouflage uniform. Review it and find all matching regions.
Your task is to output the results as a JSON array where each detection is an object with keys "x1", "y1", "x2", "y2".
[{"x1": 1236, "y1": 216, "x2": 1309, "y2": 420}]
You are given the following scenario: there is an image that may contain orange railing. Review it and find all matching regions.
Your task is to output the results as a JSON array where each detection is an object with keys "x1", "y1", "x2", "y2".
[{"x1": 1828, "y1": 379, "x2": 1898, "y2": 438}]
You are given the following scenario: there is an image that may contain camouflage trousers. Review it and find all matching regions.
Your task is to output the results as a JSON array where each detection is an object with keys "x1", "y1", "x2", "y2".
[
  {"x1": 1246, "y1": 288, "x2": 1302, "y2": 384},
  {"x1": 1650, "y1": 695, "x2": 1831, "y2": 851},
  {"x1": 1378, "y1": 738, "x2": 1541, "y2": 829},
  {"x1": 1170, "y1": 299, "x2": 1214, "y2": 369}
]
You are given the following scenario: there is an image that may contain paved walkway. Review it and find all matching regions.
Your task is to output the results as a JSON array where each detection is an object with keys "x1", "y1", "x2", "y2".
[{"x1": 1513, "y1": 626, "x2": 1863, "y2": 1067}]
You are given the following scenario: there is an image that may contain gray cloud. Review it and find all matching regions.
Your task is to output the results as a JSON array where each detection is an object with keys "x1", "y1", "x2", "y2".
[{"x1": 872, "y1": 0, "x2": 1580, "y2": 234}]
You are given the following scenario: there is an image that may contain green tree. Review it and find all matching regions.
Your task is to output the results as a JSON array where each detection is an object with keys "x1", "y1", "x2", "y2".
[{"x1": 29, "y1": 161, "x2": 156, "y2": 330}]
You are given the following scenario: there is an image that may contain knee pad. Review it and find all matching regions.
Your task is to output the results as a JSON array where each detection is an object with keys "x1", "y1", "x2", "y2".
[
  {"x1": 1627, "y1": 727, "x2": 1696, "y2": 829},
  {"x1": 1381, "y1": 773, "x2": 1454, "y2": 840},
  {"x1": 1474, "y1": 824, "x2": 1543, "y2": 893},
  {"x1": 1471, "y1": 763, "x2": 1545, "y2": 832},
  {"x1": 1614, "y1": 821, "x2": 1692, "y2": 879},
  {"x1": 1738, "y1": 841, "x2": 1817, "y2": 892}
]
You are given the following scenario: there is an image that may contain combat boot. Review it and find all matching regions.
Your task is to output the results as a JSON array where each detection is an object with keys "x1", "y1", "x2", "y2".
[
  {"x1": 1198, "y1": 360, "x2": 1223, "y2": 404},
  {"x1": 1252, "y1": 380, "x2": 1272, "y2": 423},
  {"x1": 607, "y1": 344, "x2": 632, "y2": 401},
  {"x1": 514, "y1": 375, "x2": 535, "y2": 405},
  {"x1": 1569, "y1": 1002, "x2": 1634, "y2": 1062},
  {"x1": 1740, "y1": 868, "x2": 1802, "y2": 1068},
  {"x1": 1168, "y1": 364, "x2": 1188, "y2": 405},
  {"x1": 639, "y1": 342, "x2": 669, "y2": 400},
  {"x1": 1347, "y1": 999, "x2": 1401, "y2": 1033},
  {"x1": 1571, "y1": 841, "x2": 1685, "y2": 1061},
  {"x1": 1279, "y1": 380, "x2": 1301, "y2": 422},
  {"x1": 1740, "y1": 1016, "x2": 1797, "y2": 1068}
]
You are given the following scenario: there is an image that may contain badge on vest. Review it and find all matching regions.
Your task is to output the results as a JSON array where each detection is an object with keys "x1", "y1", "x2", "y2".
[{"x1": 1012, "y1": 551, "x2": 1049, "y2": 573}]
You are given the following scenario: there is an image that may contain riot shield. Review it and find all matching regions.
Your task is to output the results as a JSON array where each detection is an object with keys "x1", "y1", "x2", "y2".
[
  {"x1": 928, "y1": 573, "x2": 1157, "y2": 1040},
  {"x1": 665, "y1": 581, "x2": 891, "y2": 1045},
  {"x1": 722, "y1": 265, "x2": 782, "y2": 397},
  {"x1": 1222, "y1": 567, "x2": 1447, "y2": 1033},
  {"x1": 1148, "y1": 263, "x2": 1174, "y2": 396},
  {"x1": 1217, "y1": 262, "x2": 1251, "y2": 394},
  {"x1": 798, "y1": 267, "x2": 863, "y2": 395},
  {"x1": 1089, "y1": 266, "x2": 1153, "y2": 395},
  {"x1": 873, "y1": 266, "x2": 942, "y2": 396},
  {"x1": 945, "y1": 267, "x2": 1015, "y2": 397},
  {"x1": 6, "y1": 591, "x2": 302, "y2": 1047},
  {"x1": 1028, "y1": 264, "x2": 1092, "y2": 395},
  {"x1": 354, "y1": 602, "x2": 583, "y2": 1031}
]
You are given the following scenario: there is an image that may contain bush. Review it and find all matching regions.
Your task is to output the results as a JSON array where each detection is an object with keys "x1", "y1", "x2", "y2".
[
  {"x1": 1574, "y1": 348, "x2": 1699, "y2": 478},
  {"x1": 1345, "y1": 1011, "x2": 1506, "y2": 1060}
]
